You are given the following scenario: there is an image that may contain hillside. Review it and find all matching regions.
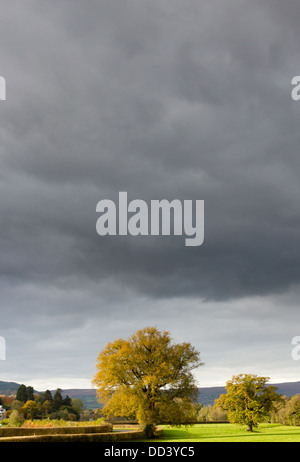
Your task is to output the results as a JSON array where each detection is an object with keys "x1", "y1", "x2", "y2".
[
  {"x1": 0, "y1": 380, "x2": 21, "y2": 395},
  {"x1": 2, "y1": 380, "x2": 300, "y2": 409},
  {"x1": 58, "y1": 388, "x2": 100, "y2": 410},
  {"x1": 59, "y1": 381, "x2": 300, "y2": 409},
  {"x1": 56, "y1": 387, "x2": 225, "y2": 409}
]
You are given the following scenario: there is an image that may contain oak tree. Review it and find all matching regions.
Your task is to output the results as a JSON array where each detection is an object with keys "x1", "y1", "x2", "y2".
[
  {"x1": 215, "y1": 373, "x2": 282, "y2": 431},
  {"x1": 92, "y1": 326, "x2": 203, "y2": 437}
]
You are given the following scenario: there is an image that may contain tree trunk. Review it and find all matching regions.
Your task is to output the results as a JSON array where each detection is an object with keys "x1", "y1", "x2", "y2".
[
  {"x1": 141, "y1": 423, "x2": 156, "y2": 439},
  {"x1": 246, "y1": 424, "x2": 253, "y2": 432},
  {"x1": 141, "y1": 400, "x2": 156, "y2": 438}
]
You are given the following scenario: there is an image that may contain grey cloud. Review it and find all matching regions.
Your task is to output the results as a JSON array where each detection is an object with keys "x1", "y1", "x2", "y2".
[{"x1": 0, "y1": 0, "x2": 300, "y2": 386}]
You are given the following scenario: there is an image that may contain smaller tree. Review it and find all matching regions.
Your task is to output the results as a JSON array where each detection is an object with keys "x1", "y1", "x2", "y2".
[
  {"x1": 62, "y1": 395, "x2": 72, "y2": 407},
  {"x1": 21, "y1": 400, "x2": 41, "y2": 420},
  {"x1": 287, "y1": 394, "x2": 300, "y2": 426},
  {"x1": 40, "y1": 389, "x2": 53, "y2": 405},
  {"x1": 215, "y1": 373, "x2": 282, "y2": 431},
  {"x1": 41, "y1": 400, "x2": 52, "y2": 418},
  {"x1": 26, "y1": 386, "x2": 35, "y2": 401},
  {"x1": 8, "y1": 410, "x2": 24, "y2": 427},
  {"x1": 15, "y1": 384, "x2": 35, "y2": 404},
  {"x1": 11, "y1": 400, "x2": 24, "y2": 411},
  {"x1": 16, "y1": 384, "x2": 28, "y2": 403},
  {"x1": 270, "y1": 395, "x2": 289, "y2": 425},
  {"x1": 197, "y1": 404, "x2": 227, "y2": 422},
  {"x1": 52, "y1": 388, "x2": 63, "y2": 412},
  {"x1": 71, "y1": 398, "x2": 84, "y2": 414}
]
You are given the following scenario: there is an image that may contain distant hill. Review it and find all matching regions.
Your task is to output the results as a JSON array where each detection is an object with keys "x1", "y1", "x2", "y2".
[
  {"x1": 57, "y1": 388, "x2": 100, "y2": 410},
  {"x1": 0, "y1": 380, "x2": 21, "y2": 395},
  {"x1": 57, "y1": 387, "x2": 224, "y2": 409},
  {"x1": 1, "y1": 379, "x2": 300, "y2": 408},
  {"x1": 272, "y1": 381, "x2": 300, "y2": 398},
  {"x1": 59, "y1": 381, "x2": 300, "y2": 409},
  {"x1": 197, "y1": 386, "x2": 226, "y2": 406}
]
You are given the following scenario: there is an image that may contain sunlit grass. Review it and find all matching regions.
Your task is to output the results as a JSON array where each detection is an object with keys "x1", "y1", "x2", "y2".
[{"x1": 145, "y1": 423, "x2": 300, "y2": 442}]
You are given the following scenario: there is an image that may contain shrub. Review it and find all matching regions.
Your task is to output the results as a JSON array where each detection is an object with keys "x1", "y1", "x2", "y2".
[
  {"x1": 8, "y1": 410, "x2": 24, "y2": 427},
  {"x1": 21, "y1": 418, "x2": 105, "y2": 428}
]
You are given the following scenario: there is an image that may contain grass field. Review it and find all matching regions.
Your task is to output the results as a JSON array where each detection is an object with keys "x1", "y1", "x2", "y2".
[{"x1": 143, "y1": 423, "x2": 300, "y2": 442}]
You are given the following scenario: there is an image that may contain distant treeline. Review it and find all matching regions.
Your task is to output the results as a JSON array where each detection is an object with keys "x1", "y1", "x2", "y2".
[{"x1": 0, "y1": 384, "x2": 95, "y2": 424}]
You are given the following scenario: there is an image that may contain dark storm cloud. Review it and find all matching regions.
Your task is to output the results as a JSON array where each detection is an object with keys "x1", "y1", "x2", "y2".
[
  {"x1": 0, "y1": 0, "x2": 299, "y2": 301},
  {"x1": 1, "y1": 0, "x2": 300, "y2": 387}
]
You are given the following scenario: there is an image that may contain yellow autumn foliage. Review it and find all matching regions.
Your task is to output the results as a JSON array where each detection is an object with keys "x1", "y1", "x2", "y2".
[
  {"x1": 92, "y1": 326, "x2": 203, "y2": 432},
  {"x1": 214, "y1": 373, "x2": 283, "y2": 431}
]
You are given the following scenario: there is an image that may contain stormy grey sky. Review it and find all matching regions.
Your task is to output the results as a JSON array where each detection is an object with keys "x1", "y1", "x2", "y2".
[{"x1": 1, "y1": 0, "x2": 300, "y2": 390}]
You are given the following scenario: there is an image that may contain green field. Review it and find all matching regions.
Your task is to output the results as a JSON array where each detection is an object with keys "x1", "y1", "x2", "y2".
[{"x1": 143, "y1": 423, "x2": 300, "y2": 442}]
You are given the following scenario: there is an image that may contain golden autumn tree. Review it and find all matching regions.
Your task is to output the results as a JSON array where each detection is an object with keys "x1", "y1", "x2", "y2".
[
  {"x1": 21, "y1": 400, "x2": 41, "y2": 419},
  {"x1": 214, "y1": 374, "x2": 282, "y2": 432},
  {"x1": 92, "y1": 326, "x2": 203, "y2": 437}
]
